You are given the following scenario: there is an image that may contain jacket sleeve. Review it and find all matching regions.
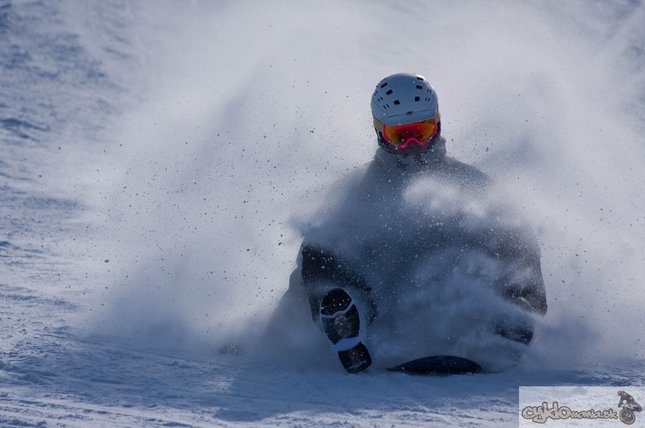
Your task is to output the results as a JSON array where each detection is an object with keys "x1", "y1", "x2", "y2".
[
  {"x1": 489, "y1": 225, "x2": 548, "y2": 315},
  {"x1": 298, "y1": 243, "x2": 374, "y2": 321}
]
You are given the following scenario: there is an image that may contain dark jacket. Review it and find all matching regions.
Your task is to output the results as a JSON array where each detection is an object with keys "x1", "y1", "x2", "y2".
[{"x1": 294, "y1": 140, "x2": 547, "y2": 325}]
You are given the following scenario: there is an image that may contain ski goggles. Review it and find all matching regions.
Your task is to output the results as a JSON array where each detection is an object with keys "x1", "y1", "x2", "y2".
[{"x1": 375, "y1": 117, "x2": 438, "y2": 149}]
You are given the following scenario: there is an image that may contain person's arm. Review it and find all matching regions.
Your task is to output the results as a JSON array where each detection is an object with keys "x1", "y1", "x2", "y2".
[
  {"x1": 301, "y1": 244, "x2": 369, "y2": 291},
  {"x1": 493, "y1": 227, "x2": 548, "y2": 315},
  {"x1": 299, "y1": 243, "x2": 374, "y2": 321}
]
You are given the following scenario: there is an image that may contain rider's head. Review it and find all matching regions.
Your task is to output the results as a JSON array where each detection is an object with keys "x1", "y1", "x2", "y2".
[{"x1": 371, "y1": 73, "x2": 441, "y2": 156}]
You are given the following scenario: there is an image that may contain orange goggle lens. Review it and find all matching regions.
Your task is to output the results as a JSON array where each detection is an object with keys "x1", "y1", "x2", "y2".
[{"x1": 380, "y1": 118, "x2": 438, "y2": 147}]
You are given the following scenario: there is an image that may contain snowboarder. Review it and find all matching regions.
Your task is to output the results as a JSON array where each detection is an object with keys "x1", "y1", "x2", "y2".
[{"x1": 290, "y1": 73, "x2": 547, "y2": 373}]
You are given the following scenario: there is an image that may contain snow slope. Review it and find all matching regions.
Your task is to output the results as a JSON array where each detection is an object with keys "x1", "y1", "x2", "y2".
[{"x1": 1, "y1": 0, "x2": 644, "y2": 426}]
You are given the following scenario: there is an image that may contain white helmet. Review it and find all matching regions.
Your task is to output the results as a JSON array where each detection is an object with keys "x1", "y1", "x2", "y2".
[
  {"x1": 371, "y1": 73, "x2": 439, "y2": 126},
  {"x1": 371, "y1": 73, "x2": 441, "y2": 154}
]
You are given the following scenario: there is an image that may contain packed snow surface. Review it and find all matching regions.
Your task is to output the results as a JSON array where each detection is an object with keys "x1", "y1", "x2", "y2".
[{"x1": 1, "y1": 0, "x2": 644, "y2": 426}]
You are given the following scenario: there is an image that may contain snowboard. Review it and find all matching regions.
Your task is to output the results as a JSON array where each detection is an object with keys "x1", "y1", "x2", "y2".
[{"x1": 387, "y1": 355, "x2": 482, "y2": 375}]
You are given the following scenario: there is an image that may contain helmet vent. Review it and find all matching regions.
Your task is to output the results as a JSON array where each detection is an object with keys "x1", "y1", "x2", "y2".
[
  {"x1": 416, "y1": 85, "x2": 423, "y2": 90},
  {"x1": 393, "y1": 100, "x2": 400, "y2": 105},
  {"x1": 416, "y1": 76, "x2": 424, "y2": 81},
  {"x1": 380, "y1": 82, "x2": 388, "y2": 88},
  {"x1": 414, "y1": 96, "x2": 420, "y2": 102},
  {"x1": 386, "y1": 89, "x2": 393, "y2": 95}
]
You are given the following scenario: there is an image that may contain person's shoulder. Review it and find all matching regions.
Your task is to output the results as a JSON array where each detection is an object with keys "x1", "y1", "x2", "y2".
[{"x1": 436, "y1": 154, "x2": 492, "y2": 190}]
